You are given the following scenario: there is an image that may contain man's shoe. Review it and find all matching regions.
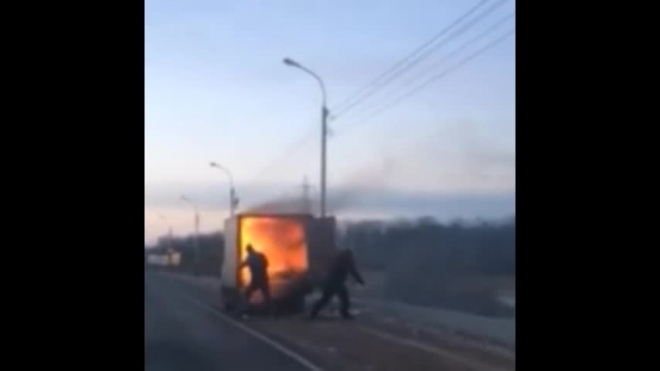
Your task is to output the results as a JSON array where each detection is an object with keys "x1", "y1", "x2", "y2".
[{"x1": 341, "y1": 313, "x2": 355, "y2": 320}]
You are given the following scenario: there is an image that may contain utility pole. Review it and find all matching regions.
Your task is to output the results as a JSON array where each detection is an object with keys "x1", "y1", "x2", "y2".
[
  {"x1": 194, "y1": 212, "x2": 200, "y2": 276},
  {"x1": 181, "y1": 195, "x2": 201, "y2": 277},
  {"x1": 209, "y1": 162, "x2": 238, "y2": 218},
  {"x1": 301, "y1": 176, "x2": 311, "y2": 213},
  {"x1": 320, "y1": 106, "x2": 328, "y2": 217}
]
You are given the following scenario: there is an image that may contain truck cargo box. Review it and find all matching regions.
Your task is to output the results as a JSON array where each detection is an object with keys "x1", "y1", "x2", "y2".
[
  {"x1": 303, "y1": 216, "x2": 337, "y2": 286},
  {"x1": 221, "y1": 213, "x2": 336, "y2": 313}
]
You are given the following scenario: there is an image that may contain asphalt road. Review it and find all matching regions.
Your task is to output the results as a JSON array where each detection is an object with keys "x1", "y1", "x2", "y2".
[
  {"x1": 170, "y1": 273, "x2": 516, "y2": 348},
  {"x1": 144, "y1": 273, "x2": 316, "y2": 371}
]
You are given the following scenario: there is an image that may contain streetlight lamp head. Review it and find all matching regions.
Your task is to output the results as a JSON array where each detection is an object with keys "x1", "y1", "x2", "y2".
[
  {"x1": 210, "y1": 162, "x2": 218, "y2": 168},
  {"x1": 283, "y1": 57, "x2": 300, "y2": 67}
]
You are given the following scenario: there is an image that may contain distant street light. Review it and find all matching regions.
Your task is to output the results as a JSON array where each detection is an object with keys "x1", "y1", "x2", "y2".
[
  {"x1": 181, "y1": 195, "x2": 200, "y2": 276},
  {"x1": 283, "y1": 57, "x2": 329, "y2": 217},
  {"x1": 209, "y1": 161, "x2": 239, "y2": 218},
  {"x1": 157, "y1": 214, "x2": 176, "y2": 267},
  {"x1": 158, "y1": 213, "x2": 174, "y2": 240}
]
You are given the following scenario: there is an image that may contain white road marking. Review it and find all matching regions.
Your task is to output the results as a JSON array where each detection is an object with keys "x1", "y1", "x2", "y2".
[
  {"x1": 357, "y1": 325, "x2": 510, "y2": 371},
  {"x1": 179, "y1": 293, "x2": 325, "y2": 371}
]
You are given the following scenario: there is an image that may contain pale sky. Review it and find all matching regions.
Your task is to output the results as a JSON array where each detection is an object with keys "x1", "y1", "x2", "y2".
[{"x1": 145, "y1": 0, "x2": 516, "y2": 244}]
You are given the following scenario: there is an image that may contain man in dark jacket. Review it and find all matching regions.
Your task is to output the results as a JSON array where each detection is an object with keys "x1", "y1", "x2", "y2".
[
  {"x1": 310, "y1": 247, "x2": 365, "y2": 320},
  {"x1": 240, "y1": 244, "x2": 270, "y2": 306}
]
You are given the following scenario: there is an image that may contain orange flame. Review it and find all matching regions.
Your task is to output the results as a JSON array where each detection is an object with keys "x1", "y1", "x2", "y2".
[{"x1": 239, "y1": 216, "x2": 308, "y2": 301}]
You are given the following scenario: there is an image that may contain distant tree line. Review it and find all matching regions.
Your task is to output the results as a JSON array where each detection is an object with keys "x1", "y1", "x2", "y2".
[{"x1": 341, "y1": 216, "x2": 516, "y2": 317}]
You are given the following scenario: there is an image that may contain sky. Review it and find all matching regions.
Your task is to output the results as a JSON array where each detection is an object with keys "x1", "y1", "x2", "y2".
[{"x1": 145, "y1": 0, "x2": 516, "y2": 244}]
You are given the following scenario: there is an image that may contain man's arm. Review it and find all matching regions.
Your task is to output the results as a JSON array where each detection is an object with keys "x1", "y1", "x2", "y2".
[
  {"x1": 348, "y1": 254, "x2": 365, "y2": 285},
  {"x1": 239, "y1": 256, "x2": 250, "y2": 269}
]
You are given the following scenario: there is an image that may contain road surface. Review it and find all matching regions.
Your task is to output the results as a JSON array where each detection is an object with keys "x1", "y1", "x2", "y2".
[
  {"x1": 169, "y1": 273, "x2": 516, "y2": 347},
  {"x1": 146, "y1": 272, "x2": 515, "y2": 371},
  {"x1": 145, "y1": 273, "x2": 319, "y2": 371}
]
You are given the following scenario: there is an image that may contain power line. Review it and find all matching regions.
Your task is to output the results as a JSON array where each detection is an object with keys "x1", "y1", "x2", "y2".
[
  {"x1": 332, "y1": 0, "x2": 507, "y2": 120},
  {"x1": 345, "y1": 12, "x2": 515, "y2": 120},
  {"x1": 248, "y1": 1, "x2": 511, "y2": 189},
  {"x1": 331, "y1": 0, "x2": 491, "y2": 112},
  {"x1": 248, "y1": 116, "x2": 338, "y2": 186},
  {"x1": 335, "y1": 28, "x2": 515, "y2": 139},
  {"x1": 331, "y1": 0, "x2": 507, "y2": 118},
  {"x1": 248, "y1": 125, "x2": 316, "y2": 184}
]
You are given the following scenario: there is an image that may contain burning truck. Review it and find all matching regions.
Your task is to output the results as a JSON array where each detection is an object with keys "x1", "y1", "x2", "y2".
[{"x1": 221, "y1": 212, "x2": 337, "y2": 314}]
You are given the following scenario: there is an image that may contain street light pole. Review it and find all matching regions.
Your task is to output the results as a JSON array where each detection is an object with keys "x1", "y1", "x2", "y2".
[
  {"x1": 321, "y1": 105, "x2": 328, "y2": 218},
  {"x1": 283, "y1": 57, "x2": 328, "y2": 217},
  {"x1": 209, "y1": 162, "x2": 238, "y2": 218},
  {"x1": 181, "y1": 195, "x2": 200, "y2": 276},
  {"x1": 158, "y1": 214, "x2": 174, "y2": 267},
  {"x1": 158, "y1": 213, "x2": 172, "y2": 242}
]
